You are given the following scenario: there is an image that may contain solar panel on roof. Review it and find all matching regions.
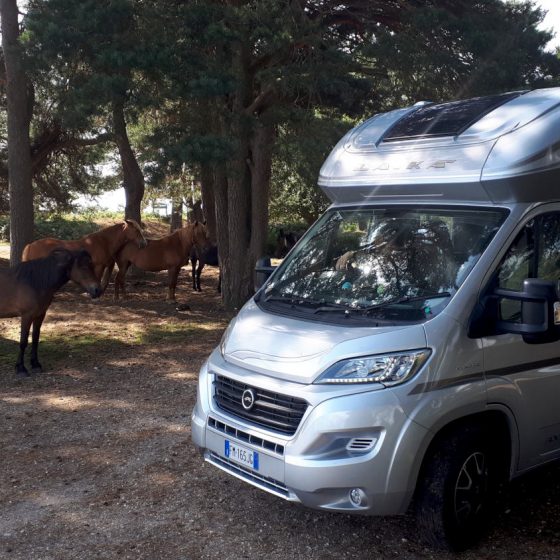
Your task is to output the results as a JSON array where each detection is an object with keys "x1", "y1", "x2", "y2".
[{"x1": 381, "y1": 91, "x2": 525, "y2": 142}]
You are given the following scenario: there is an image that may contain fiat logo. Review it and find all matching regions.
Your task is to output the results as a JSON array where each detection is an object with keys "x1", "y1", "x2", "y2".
[{"x1": 241, "y1": 389, "x2": 255, "y2": 411}]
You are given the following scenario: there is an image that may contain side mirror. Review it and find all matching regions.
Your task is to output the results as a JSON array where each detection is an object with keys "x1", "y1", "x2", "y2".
[
  {"x1": 255, "y1": 257, "x2": 276, "y2": 290},
  {"x1": 494, "y1": 278, "x2": 560, "y2": 344}
]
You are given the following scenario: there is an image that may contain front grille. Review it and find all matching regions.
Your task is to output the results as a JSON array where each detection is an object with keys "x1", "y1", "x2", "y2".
[
  {"x1": 208, "y1": 416, "x2": 285, "y2": 455},
  {"x1": 213, "y1": 375, "x2": 308, "y2": 435}
]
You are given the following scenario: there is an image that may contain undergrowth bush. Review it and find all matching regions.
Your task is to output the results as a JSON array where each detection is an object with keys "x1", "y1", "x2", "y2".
[{"x1": 0, "y1": 211, "x2": 128, "y2": 242}]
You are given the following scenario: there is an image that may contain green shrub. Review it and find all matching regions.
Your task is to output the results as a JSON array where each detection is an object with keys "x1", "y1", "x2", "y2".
[
  {"x1": 34, "y1": 216, "x2": 99, "y2": 240},
  {"x1": 0, "y1": 216, "x2": 9, "y2": 241}
]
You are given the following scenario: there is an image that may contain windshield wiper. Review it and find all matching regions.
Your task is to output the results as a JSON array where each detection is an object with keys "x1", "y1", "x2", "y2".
[
  {"x1": 313, "y1": 291, "x2": 452, "y2": 315},
  {"x1": 263, "y1": 294, "x2": 327, "y2": 308},
  {"x1": 361, "y1": 291, "x2": 452, "y2": 314},
  {"x1": 313, "y1": 302, "x2": 354, "y2": 314}
]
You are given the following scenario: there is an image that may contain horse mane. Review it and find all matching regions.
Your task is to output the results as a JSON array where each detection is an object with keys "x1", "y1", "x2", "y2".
[
  {"x1": 82, "y1": 220, "x2": 143, "y2": 240},
  {"x1": 124, "y1": 218, "x2": 143, "y2": 233},
  {"x1": 82, "y1": 222, "x2": 120, "y2": 240},
  {"x1": 14, "y1": 252, "x2": 72, "y2": 291}
]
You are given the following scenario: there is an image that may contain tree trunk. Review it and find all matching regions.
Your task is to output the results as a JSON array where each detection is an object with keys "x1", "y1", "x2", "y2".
[
  {"x1": 190, "y1": 199, "x2": 204, "y2": 223},
  {"x1": 248, "y1": 123, "x2": 274, "y2": 266},
  {"x1": 214, "y1": 162, "x2": 233, "y2": 305},
  {"x1": 218, "y1": 122, "x2": 275, "y2": 310},
  {"x1": 170, "y1": 198, "x2": 183, "y2": 231},
  {"x1": 210, "y1": 37, "x2": 279, "y2": 310},
  {"x1": 1, "y1": 0, "x2": 34, "y2": 265},
  {"x1": 112, "y1": 97, "x2": 144, "y2": 224},
  {"x1": 200, "y1": 163, "x2": 217, "y2": 242}
]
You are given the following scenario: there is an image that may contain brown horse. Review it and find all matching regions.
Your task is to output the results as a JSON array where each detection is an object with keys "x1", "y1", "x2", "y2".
[
  {"x1": 22, "y1": 220, "x2": 147, "y2": 292},
  {"x1": 0, "y1": 249, "x2": 101, "y2": 376},
  {"x1": 114, "y1": 222, "x2": 211, "y2": 301}
]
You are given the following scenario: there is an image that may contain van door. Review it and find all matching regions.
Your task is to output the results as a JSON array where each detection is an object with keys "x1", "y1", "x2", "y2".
[{"x1": 482, "y1": 210, "x2": 560, "y2": 470}]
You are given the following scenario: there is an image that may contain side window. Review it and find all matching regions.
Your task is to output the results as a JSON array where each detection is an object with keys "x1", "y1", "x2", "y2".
[
  {"x1": 497, "y1": 220, "x2": 534, "y2": 291},
  {"x1": 538, "y1": 214, "x2": 560, "y2": 283},
  {"x1": 496, "y1": 213, "x2": 560, "y2": 321}
]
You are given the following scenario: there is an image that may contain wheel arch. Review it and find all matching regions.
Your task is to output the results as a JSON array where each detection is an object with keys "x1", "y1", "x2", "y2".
[{"x1": 414, "y1": 409, "x2": 514, "y2": 499}]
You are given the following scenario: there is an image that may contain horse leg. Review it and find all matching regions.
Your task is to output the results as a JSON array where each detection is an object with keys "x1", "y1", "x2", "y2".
[
  {"x1": 167, "y1": 266, "x2": 181, "y2": 301},
  {"x1": 191, "y1": 257, "x2": 197, "y2": 291},
  {"x1": 30, "y1": 312, "x2": 47, "y2": 374},
  {"x1": 101, "y1": 261, "x2": 115, "y2": 292},
  {"x1": 114, "y1": 261, "x2": 130, "y2": 301},
  {"x1": 196, "y1": 262, "x2": 204, "y2": 292},
  {"x1": 16, "y1": 316, "x2": 32, "y2": 376}
]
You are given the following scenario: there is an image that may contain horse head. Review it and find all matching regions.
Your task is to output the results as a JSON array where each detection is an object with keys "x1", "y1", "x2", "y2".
[
  {"x1": 67, "y1": 250, "x2": 102, "y2": 298},
  {"x1": 191, "y1": 221, "x2": 212, "y2": 252},
  {"x1": 123, "y1": 219, "x2": 148, "y2": 248},
  {"x1": 179, "y1": 221, "x2": 209, "y2": 249}
]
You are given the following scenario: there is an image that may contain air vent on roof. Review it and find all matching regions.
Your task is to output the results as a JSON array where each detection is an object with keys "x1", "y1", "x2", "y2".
[{"x1": 381, "y1": 91, "x2": 525, "y2": 142}]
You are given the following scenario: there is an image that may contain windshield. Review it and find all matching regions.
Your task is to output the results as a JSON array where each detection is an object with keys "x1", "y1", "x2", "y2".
[{"x1": 259, "y1": 206, "x2": 506, "y2": 324}]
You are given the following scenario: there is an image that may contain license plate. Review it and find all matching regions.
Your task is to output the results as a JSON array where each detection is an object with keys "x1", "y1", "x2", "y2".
[{"x1": 225, "y1": 440, "x2": 259, "y2": 471}]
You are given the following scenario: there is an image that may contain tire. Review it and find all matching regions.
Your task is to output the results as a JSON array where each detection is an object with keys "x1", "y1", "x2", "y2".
[{"x1": 414, "y1": 426, "x2": 500, "y2": 551}]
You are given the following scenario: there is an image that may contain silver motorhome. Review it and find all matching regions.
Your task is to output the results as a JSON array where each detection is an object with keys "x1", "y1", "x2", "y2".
[{"x1": 192, "y1": 88, "x2": 560, "y2": 550}]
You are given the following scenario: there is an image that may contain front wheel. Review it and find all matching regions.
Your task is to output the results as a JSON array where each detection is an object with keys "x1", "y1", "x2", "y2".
[{"x1": 414, "y1": 427, "x2": 501, "y2": 551}]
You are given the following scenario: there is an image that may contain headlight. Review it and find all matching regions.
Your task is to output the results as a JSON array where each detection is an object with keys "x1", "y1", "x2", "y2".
[{"x1": 314, "y1": 349, "x2": 431, "y2": 386}]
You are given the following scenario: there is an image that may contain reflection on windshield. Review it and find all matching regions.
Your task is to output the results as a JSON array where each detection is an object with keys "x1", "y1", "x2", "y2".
[{"x1": 262, "y1": 207, "x2": 506, "y2": 323}]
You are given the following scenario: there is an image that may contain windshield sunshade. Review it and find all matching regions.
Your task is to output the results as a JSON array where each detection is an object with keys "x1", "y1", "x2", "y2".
[
  {"x1": 260, "y1": 207, "x2": 507, "y2": 325},
  {"x1": 381, "y1": 92, "x2": 524, "y2": 142}
]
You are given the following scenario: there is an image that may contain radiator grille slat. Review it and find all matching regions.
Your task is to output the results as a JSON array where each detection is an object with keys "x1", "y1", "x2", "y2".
[{"x1": 213, "y1": 375, "x2": 308, "y2": 435}]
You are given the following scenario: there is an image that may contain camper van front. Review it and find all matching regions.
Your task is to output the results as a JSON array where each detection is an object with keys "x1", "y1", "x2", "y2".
[
  {"x1": 192, "y1": 87, "x2": 560, "y2": 549},
  {"x1": 191, "y1": 202, "x2": 508, "y2": 513}
]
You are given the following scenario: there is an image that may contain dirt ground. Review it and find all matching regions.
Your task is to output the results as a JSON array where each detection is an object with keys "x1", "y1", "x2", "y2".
[{"x1": 2, "y1": 244, "x2": 560, "y2": 559}]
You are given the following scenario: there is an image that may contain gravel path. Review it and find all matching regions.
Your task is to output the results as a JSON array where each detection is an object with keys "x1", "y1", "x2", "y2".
[{"x1": 1, "y1": 265, "x2": 560, "y2": 559}]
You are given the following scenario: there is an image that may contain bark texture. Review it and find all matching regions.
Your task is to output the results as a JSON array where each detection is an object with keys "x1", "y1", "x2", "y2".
[
  {"x1": 112, "y1": 97, "x2": 145, "y2": 224},
  {"x1": 2, "y1": 0, "x2": 34, "y2": 265}
]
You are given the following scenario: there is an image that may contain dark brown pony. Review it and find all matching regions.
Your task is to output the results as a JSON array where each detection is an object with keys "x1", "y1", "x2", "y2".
[
  {"x1": 0, "y1": 249, "x2": 101, "y2": 376},
  {"x1": 21, "y1": 220, "x2": 147, "y2": 292},
  {"x1": 190, "y1": 244, "x2": 221, "y2": 292},
  {"x1": 114, "y1": 222, "x2": 211, "y2": 301},
  {"x1": 274, "y1": 228, "x2": 301, "y2": 258}
]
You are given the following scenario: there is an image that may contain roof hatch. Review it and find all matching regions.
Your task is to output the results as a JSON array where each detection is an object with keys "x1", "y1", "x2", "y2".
[{"x1": 381, "y1": 91, "x2": 525, "y2": 142}]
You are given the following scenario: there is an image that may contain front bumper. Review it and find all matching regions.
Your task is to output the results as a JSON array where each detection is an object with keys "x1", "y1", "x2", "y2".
[{"x1": 191, "y1": 352, "x2": 429, "y2": 515}]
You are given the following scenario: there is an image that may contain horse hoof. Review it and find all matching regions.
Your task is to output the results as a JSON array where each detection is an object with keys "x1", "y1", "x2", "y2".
[
  {"x1": 31, "y1": 365, "x2": 43, "y2": 374},
  {"x1": 176, "y1": 303, "x2": 191, "y2": 311},
  {"x1": 16, "y1": 368, "x2": 31, "y2": 377}
]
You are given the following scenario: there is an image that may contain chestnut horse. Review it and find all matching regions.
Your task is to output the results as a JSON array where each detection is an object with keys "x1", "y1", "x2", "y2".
[
  {"x1": 21, "y1": 220, "x2": 147, "y2": 292},
  {"x1": 114, "y1": 222, "x2": 211, "y2": 301},
  {"x1": 0, "y1": 249, "x2": 101, "y2": 376}
]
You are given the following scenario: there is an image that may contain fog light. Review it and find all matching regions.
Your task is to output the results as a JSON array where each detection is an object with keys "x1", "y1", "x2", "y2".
[{"x1": 349, "y1": 488, "x2": 366, "y2": 507}]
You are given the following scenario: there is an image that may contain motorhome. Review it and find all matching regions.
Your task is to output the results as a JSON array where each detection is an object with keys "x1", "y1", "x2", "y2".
[{"x1": 192, "y1": 88, "x2": 560, "y2": 550}]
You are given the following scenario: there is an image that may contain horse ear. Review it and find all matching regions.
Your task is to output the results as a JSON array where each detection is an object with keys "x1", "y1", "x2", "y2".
[
  {"x1": 51, "y1": 249, "x2": 73, "y2": 266},
  {"x1": 194, "y1": 220, "x2": 199, "y2": 226}
]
